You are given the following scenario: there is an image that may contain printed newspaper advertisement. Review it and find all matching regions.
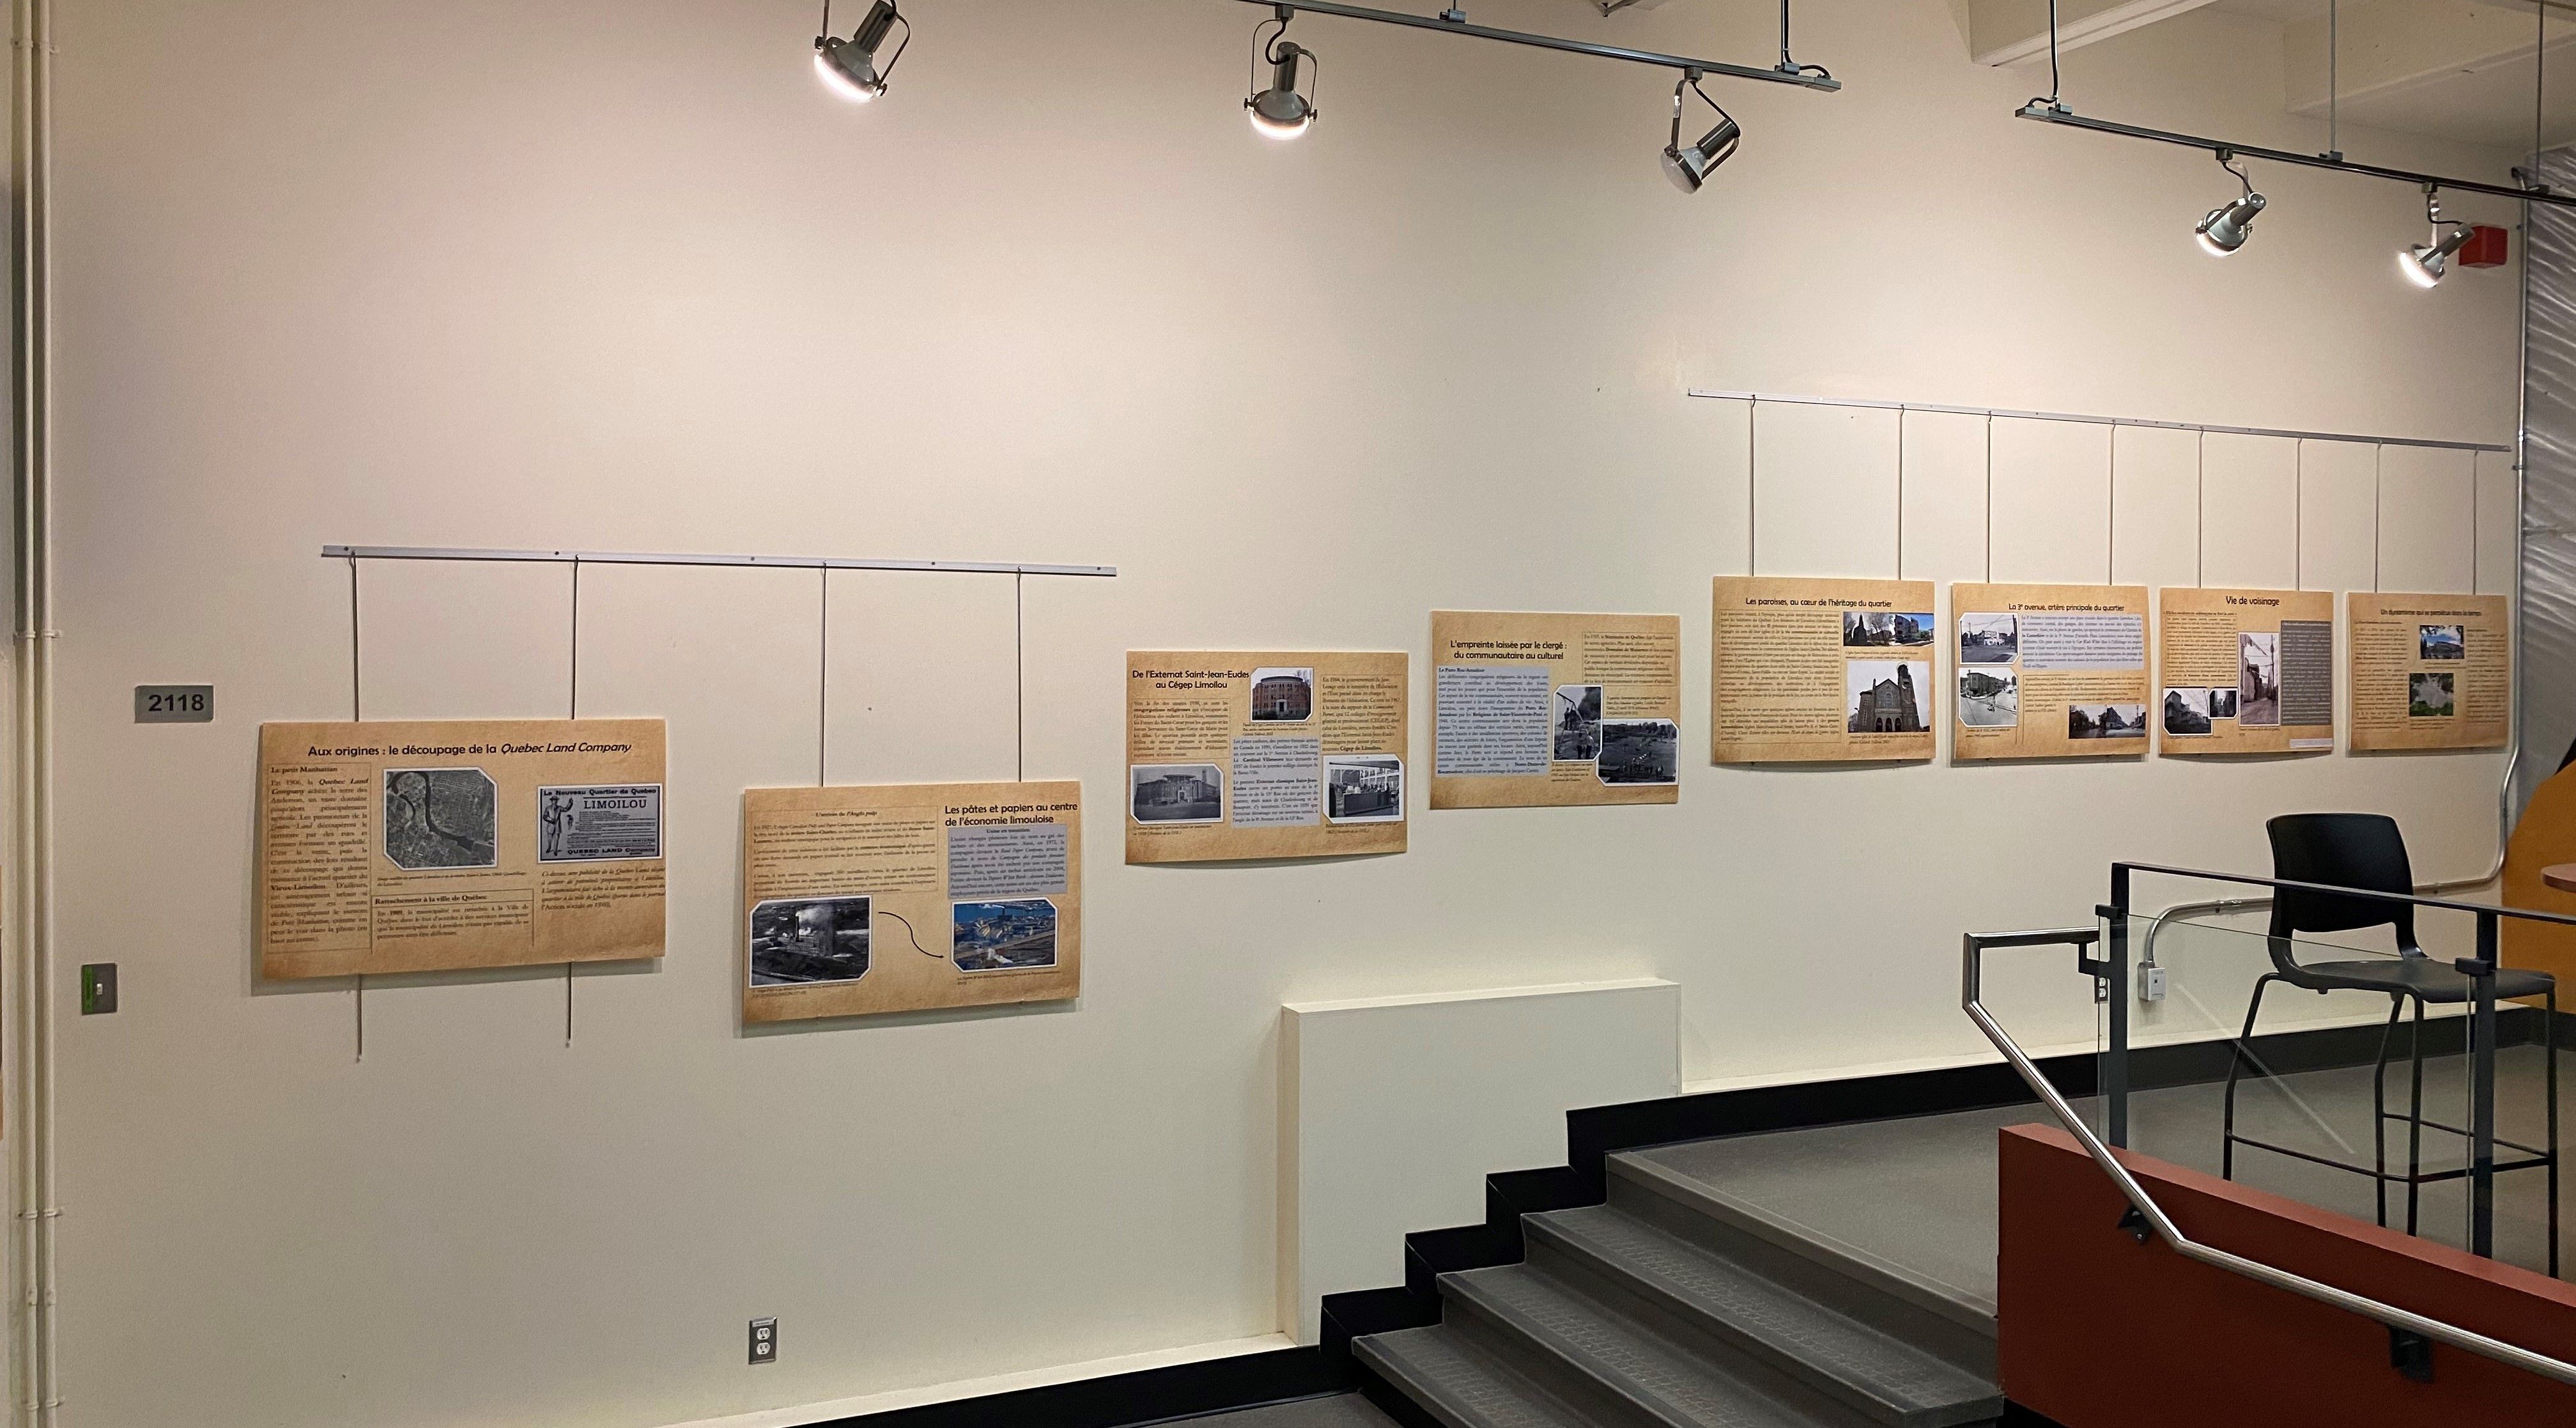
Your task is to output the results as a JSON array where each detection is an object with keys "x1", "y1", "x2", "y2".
[
  {"x1": 2156, "y1": 587, "x2": 2336, "y2": 755},
  {"x1": 1711, "y1": 577, "x2": 1940, "y2": 763},
  {"x1": 1430, "y1": 610, "x2": 1682, "y2": 808},
  {"x1": 1125, "y1": 651, "x2": 1408, "y2": 864},
  {"x1": 256, "y1": 718, "x2": 666, "y2": 977},
  {"x1": 1949, "y1": 584, "x2": 2150, "y2": 761},
  {"x1": 2347, "y1": 592, "x2": 2507, "y2": 752},
  {"x1": 742, "y1": 780, "x2": 1081, "y2": 1023}
]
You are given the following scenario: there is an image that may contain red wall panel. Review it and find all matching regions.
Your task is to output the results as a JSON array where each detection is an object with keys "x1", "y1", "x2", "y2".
[{"x1": 2000, "y1": 1124, "x2": 2576, "y2": 1427}]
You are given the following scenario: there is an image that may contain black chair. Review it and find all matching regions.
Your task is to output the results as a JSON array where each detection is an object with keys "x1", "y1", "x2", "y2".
[{"x1": 2221, "y1": 812, "x2": 2559, "y2": 1274}]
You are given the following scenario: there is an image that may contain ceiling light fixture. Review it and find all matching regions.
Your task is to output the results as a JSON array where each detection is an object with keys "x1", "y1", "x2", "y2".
[
  {"x1": 2402, "y1": 187, "x2": 2474, "y2": 289},
  {"x1": 2194, "y1": 150, "x2": 2265, "y2": 257},
  {"x1": 1246, "y1": 8, "x2": 1319, "y2": 140},
  {"x1": 814, "y1": 0, "x2": 908, "y2": 104},
  {"x1": 1662, "y1": 70, "x2": 1741, "y2": 194}
]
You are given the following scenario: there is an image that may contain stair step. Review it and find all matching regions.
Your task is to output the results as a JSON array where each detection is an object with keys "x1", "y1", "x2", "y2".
[
  {"x1": 1608, "y1": 1154, "x2": 1998, "y2": 1349},
  {"x1": 1355, "y1": 1323, "x2": 1593, "y2": 1428},
  {"x1": 1442, "y1": 1262, "x2": 1895, "y2": 1428},
  {"x1": 1525, "y1": 1206, "x2": 2003, "y2": 1428}
]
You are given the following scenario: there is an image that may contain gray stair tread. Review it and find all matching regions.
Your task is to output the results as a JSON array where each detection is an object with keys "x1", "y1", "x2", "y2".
[
  {"x1": 1444, "y1": 1262, "x2": 1885, "y2": 1428},
  {"x1": 1355, "y1": 1324, "x2": 1592, "y2": 1428},
  {"x1": 1610, "y1": 1154, "x2": 1999, "y2": 1331},
  {"x1": 1616, "y1": 1120, "x2": 2016, "y2": 1324},
  {"x1": 1531, "y1": 1206, "x2": 2001, "y2": 1425}
]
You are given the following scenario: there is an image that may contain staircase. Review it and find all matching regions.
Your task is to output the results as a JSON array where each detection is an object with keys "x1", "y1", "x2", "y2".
[{"x1": 1350, "y1": 1150, "x2": 2003, "y2": 1428}]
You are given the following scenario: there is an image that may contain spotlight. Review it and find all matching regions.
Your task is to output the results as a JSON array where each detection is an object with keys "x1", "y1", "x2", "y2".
[
  {"x1": 815, "y1": 0, "x2": 907, "y2": 104},
  {"x1": 2401, "y1": 188, "x2": 2473, "y2": 289},
  {"x1": 2194, "y1": 150, "x2": 2265, "y2": 257},
  {"x1": 1662, "y1": 69, "x2": 1740, "y2": 194},
  {"x1": 1246, "y1": 9, "x2": 1318, "y2": 140}
]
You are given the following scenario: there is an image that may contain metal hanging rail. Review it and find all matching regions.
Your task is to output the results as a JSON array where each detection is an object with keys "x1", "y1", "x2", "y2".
[
  {"x1": 320, "y1": 545, "x2": 1116, "y2": 578},
  {"x1": 1686, "y1": 388, "x2": 2512, "y2": 454},
  {"x1": 1228, "y1": 0, "x2": 1842, "y2": 91}
]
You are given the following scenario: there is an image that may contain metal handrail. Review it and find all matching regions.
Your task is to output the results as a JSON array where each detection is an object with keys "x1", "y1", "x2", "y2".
[
  {"x1": 2113, "y1": 862, "x2": 2576, "y2": 929},
  {"x1": 1963, "y1": 928, "x2": 2576, "y2": 1388}
]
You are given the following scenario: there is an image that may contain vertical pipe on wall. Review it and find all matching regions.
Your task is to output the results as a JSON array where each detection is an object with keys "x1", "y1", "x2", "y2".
[{"x1": 7, "y1": 0, "x2": 56, "y2": 1421}]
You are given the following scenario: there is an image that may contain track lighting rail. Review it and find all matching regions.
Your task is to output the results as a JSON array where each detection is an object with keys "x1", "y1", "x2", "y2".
[
  {"x1": 2017, "y1": 103, "x2": 2573, "y2": 210},
  {"x1": 1229, "y1": 0, "x2": 1842, "y2": 91}
]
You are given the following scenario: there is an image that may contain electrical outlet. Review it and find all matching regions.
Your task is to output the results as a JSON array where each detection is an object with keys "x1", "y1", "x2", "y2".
[
  {"x1": 2137, "y1": 963, "x2": 2166, "y2": 1004},
  {"x1": 748, "y1": 1318, "x2": 778, "y2": 1365}
]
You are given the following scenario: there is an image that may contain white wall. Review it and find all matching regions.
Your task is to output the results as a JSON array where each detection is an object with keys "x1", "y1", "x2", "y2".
[{"x1": 32, "y1": 3, "x2": 2529, "y2": 1425}]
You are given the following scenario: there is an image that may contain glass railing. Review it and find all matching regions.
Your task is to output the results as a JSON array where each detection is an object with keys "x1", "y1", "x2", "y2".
[
  {"x1": 1963, "y1": 864, "x2": 2576, "y2": 1387},
  {"x1": 2125, "y1": 913, "x2": 2554, "y2": 1268}
]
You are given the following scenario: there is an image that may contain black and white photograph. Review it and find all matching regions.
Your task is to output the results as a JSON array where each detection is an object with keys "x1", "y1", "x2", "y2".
[
  {"x1": 750, "y1": 894, "x2": 872, "y2": 986},
  {"x1": 1959, "y1": 613, "x2": 2017, "y2": 664},
  {"x1": 2208, "y1": 687, "x2": 2239, "y2": 720},
  {"x1": 1130, "y1": 764, "x2": 1222, "y2": 823},
  {"x1": 2163, "y1": 688, "x2": 2213, "y2": 736},
  {"x1": 383, "y1": 767, "x2": 497, "y2": 869},
  {"x1": 2419, "y1": 625, "x2": 2466, "y2": 660},
  {"x1": 1596, "y1": 720, "x2": 1679, "y2": 785},
  {"x1": 1249, "y1": 667, "x2": 1314, "y2": 722},
  {"x1": 2239, "y1": 631, "x2": 2281, "y2": 727},
  {"x1": 1325, "y1": 756, "x2": 1404, "y2": 822},
  {"x1": 1843, "y1": 610, "x2": 1937, "y2": 648},
  {"x1": 1957, "y1": 668, "x2": 2017, "y2": 728},
  {"x1": 1552, "y1": 684, "x2": 1603, "y2": 761},
  {"x1": 951, "y1": 899, "x2": 1058, "y2": 972},
  {"x1": 2067, "y1": 704, "x2": 2145, "y2": 740},
  {"x1": 1847, "y1": 660, "x2": 1930, "y2": 733},
  {"x1": 2410, "y1": 671, "x2": 2456, "y2": 717},
  {"x1": 537, "y1": 784, "x2": 663, "y2": 862}
]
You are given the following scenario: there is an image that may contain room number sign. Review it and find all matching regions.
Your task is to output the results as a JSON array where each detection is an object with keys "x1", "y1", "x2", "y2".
[{"x1": 134, "y1": 684, "x2": 213, "y2": 722}]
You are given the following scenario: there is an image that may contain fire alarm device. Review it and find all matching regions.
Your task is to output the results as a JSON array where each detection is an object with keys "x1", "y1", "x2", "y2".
[{"x1": 2460, "y1": 225, "x2": 2510, "y2": 270}]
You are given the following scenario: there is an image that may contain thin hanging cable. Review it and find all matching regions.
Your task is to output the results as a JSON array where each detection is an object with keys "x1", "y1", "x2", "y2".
[
  {"x1": 2040, "y1": 0, "x2": 2062, "y2": 110},
  {"x1": 1773, "y1": 0, "x2": 1829, "y2": 81},
  {"x1": 2327, "y1": 0, "x2": 2339, "y2": 160}
]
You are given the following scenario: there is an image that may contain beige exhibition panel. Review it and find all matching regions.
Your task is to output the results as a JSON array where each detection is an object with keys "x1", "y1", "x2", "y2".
[
  {"x1": 2155, "y1": 587, "x2": 2335, "y2": 756},
  {"x1": 1429, "y1": 610, "x2": 1683, "y2": 808},
  {"x1": 256, "y1": 718, "x2": 667, "y2": 977},
  {"x1": 2347, "y1": 592, "x2": 2506, "y2": 752},
  {"x1": 742, "y1": 780, "x2": 1081, "y2": 1023},
  {"x1": 1125, "y1": 651, "x2": 1408, "y2": 863},
  {"x1": 1711, "y1": 576, "x2": 1938, "y2": 764},
  {"x1": 1950, "y1": 584, "x2": 2150, "y2": 760}
]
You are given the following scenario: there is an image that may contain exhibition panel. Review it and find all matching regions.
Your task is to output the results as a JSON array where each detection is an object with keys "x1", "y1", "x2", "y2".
[
  {"x1": 1710, "y1": 577, "x2": 1939, "y2": 762},
  {"x1": 1948, "y1": 584, "x2": 2151, "y2": 759},
  {"x1": 1428, "y1": 611, "x2": 1682, "y2": 807},
  {"x1": 741, "y1": 780, "x2": 1083, "y2": 1021},
  {"x1": 2154, "y1": 587, "x2": 2336, "y2": 754},
  {"x1": 256, "y1": 718, "x2": 668, "y2": 977},
  {"x1": 1125, "y1": 651, "x2": 1408, "y2": 862}
]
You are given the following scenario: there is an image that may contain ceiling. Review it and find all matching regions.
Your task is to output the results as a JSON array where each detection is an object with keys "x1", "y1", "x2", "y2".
[{"x1": 1958, "y1": 0, "x2": 2576, "y2": 151}]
